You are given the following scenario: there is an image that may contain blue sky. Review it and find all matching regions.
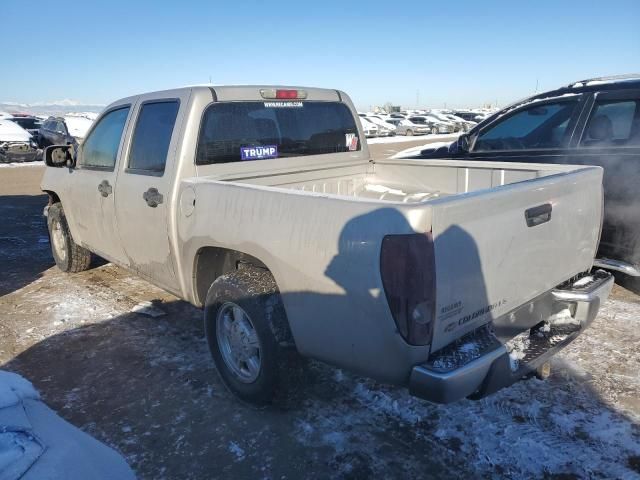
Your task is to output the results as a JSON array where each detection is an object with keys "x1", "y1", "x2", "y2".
[{"x1": 2, "y1": 0, "x2": 639, "y2": 109}]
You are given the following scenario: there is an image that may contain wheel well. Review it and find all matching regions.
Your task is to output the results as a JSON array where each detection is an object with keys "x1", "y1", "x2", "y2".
[
  {"x1": 44, "y1": 190, "x2": 61, "y2": 205},
  {"x1": 193, "y1": 247, "x2": 269, "y2": 306}
]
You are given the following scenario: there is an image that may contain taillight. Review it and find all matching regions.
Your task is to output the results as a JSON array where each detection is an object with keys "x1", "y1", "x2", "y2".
[
  {"x1": 380, "y1": 233, "x2": 436, "y2": 345},
  {"x1": 259, "y1": 88, "x2": 308, "y2": 100}
]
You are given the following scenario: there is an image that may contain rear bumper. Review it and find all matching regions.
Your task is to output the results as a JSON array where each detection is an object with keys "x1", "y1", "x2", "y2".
[{"x1": 409, "y1": 271, "x2": 613, "y2": 403}]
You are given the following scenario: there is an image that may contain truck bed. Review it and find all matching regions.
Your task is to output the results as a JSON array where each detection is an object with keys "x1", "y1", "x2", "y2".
[
  {"x1": 191, "y1": 158, "x2": 602, "y2": 365},
  {"x1": 203, "y1": 158, "x2": 582, "y2": 204}
]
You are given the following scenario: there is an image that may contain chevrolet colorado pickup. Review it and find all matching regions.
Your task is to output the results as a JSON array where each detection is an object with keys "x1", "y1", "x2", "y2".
[{"x1": 41, "y1": 85, "x2": 613, "y2": 405}]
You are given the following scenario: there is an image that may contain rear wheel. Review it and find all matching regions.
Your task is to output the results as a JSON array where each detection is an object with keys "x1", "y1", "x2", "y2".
[
  {"x1": 431, "y1": 126, "x2": 439, "y2": 135},
  {"x1": 405, "y1": 129, "x2": 413, "y2": 136},
  {"x1": 47, "y1": 203, "x2": 92, "y2": 273},
  {"x1": 204, "y1": 268, "x2": 294, "y2": 405}
]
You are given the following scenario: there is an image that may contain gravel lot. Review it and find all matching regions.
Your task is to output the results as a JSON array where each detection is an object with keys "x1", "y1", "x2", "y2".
[{"x1": 1, "y1": 142, "x2": 639, "y2": 479}]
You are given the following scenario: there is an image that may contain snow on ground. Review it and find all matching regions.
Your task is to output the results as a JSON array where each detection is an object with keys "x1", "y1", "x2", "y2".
[
  {"x1": 367, "y1": 133, "x2": 459, "y2": 144},
  {"x1": 0, "y1": 160, "x2": 43, "y2": 168},
  {"x1": 3, "y1": 268, "x2": 638, "y2": 479}
]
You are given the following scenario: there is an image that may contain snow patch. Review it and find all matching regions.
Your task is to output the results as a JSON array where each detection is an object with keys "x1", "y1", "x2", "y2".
[
  {"x1": 131, "y1": 301, "x2": 166, "y2": 318},
  {"x1": 505, "y1": 331, "x2": 531, "y2": 371},
  {"x1": 367, "y1": 133, "x2": 459, "y2": 144},
  {"x1": 0, "y1": 161, "x2": 43, "y2": 168}
]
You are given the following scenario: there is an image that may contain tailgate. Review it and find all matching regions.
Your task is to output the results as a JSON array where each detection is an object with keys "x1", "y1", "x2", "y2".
[{"x1": 429, "y1": 166, "x2": 603, "y2": 352}]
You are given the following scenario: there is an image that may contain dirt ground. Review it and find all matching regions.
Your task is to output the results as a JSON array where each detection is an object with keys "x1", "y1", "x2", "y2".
[{"x1": 1, "y1": 145, "x2": 639, "y2": 479}]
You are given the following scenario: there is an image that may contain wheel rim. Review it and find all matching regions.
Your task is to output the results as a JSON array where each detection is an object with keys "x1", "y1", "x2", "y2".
[
  {"x1": 216, "y1": 302, "x2": 262, "y2": 383},
  {"x1": 51, "y1": 219, "x2": 67, "y2": 261}
]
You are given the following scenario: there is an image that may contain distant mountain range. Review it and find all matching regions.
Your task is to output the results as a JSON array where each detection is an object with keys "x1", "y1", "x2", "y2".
[{"x1": 0, "y1": 100, "x2": 105, "y2": 116}]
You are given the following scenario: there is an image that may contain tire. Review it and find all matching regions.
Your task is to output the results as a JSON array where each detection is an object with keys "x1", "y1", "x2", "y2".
[
  {"x1": 431, "y1": 126, "x2": 439, "y2": 135},
  {"x1": 47, "y1": 203, "x2": 92, "y2": 273},
  {"x1": 204, "y1": 267, "x2": 294, "y2": 405},
  {"x1": 405, "y1": 129, "x2": 413, "y2": 136}
]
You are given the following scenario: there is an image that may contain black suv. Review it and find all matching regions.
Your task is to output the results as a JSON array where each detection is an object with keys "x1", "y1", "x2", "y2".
[
  {"x1": 403, "y1": 75, "x2": 640, "y2": 277},
  {"x1": 38, "y1": 117, "x2": 78, "y2": 148}
]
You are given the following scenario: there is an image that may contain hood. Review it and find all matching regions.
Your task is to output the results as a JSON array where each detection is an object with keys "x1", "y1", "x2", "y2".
[
  {"x1": 0, "y1": 120, "x2": 32, "y2": 142},
  {"x1": 63, "y1": 116, "x2": 94, "y2": 139}
]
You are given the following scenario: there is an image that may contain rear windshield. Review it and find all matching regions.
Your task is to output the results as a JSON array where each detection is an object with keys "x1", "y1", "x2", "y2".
[
  {"x1": 196, "y1": 101, "x2": 360, "y2": 165},
  {"x1": 12, "y1": 118, "x2": 39, "y2": 129}
]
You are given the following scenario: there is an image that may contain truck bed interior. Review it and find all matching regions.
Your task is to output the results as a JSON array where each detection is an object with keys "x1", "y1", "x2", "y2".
[{"x1": 210, "y1": 160, "x2": 572, "y2": 204}]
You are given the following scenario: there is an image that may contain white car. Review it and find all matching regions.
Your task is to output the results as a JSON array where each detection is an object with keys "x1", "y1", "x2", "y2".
[
  {"x1": 386, "y1": 118, "x2": 431, "y2": 136},
  {"x1": 429, "y1": 111, "x2": 470, "y2": 132},
  {"x1": 359, "y1": 116, "x2": 379, "y2": 137},
  {"x1": 364, "y1": 115, "x2": 397, "y2": 135},
  {"x1": 0, "y1": 119, "x2": 40, "y2": 162},
  {"x1": 409, "y1": 115, "x2": 455, "y2": 134}
]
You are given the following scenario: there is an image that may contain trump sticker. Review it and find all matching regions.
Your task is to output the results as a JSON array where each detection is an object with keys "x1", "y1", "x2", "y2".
[{"x1": 240, "y1": 145, "x2": 278, "y2": 160}]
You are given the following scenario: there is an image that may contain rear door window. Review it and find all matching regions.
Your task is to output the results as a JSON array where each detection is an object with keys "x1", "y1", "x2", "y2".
[
  {"x1": 128, "y1": 101, "x2": 180, "y2": 174},
  {"x1": 474, "y1": 100, "x2": 578, "y2": 151},
  {"x1": 581, "y1": 99, "x2": 639, "y2": 147},
  {"x1": 81, "y1": 107, "x2": 130, "y2": 169},
  {"x1": 196, "y1": 101, "x2": 360, "y2": 165}
]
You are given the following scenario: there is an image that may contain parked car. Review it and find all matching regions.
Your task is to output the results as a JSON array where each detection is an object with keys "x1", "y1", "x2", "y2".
[
  {"x1": 429, "y1": 111, "x2": 465, "y2": 132},
  {"x1": 363, "y1": 114, "x2": 397, "y2": 135},
  {"x1": 0, "y1": 370, "x2": 135, "y2": 479},
  {"x1": 386, "y1": 117, "x2": 431, "y2": 135},
  {"x1": 396, "y1": 74, "x2": 640, "y2": 278},
  {"x1": 41, "y1": 85, "x2": 611, "y2": 407},
  {"x1": 38, "y1": 115, "x2": 93, "y2": 148},
  {"x1": 359, "y1": 116, "x2": 379, "y2": 137},
  {"x1": 5, "y1": 114, "x2": 43, "y2": 137},
  {"x1": 453, "y1": 109, "x2": 493, "y2": 123},
  {"x1": 409, "y1": 115, "x2": 455, "y2": 134},
  {"x1": 433, "y1": 111, "x2": 476, "y2": 132},
  {"x1": 0, "y1": 119, "x2": 40, "y2": 163}
]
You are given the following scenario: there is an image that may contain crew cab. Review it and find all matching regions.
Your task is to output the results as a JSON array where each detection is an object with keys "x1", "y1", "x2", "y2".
[
  {"x1": 41, "y1": 85, "x2": 613, "y2": 405},
  {"x1": 396, "y1": 75, "x2": 640, "y2": 278}
]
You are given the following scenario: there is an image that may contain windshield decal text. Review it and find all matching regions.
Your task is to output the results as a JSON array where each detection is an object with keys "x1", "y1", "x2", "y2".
[
  {"x1": 264, "y1": 101, "x2": 303, "y2": 108},
  {"x1": 240, "y1": 145, "x2": 278, "y2": 160}
]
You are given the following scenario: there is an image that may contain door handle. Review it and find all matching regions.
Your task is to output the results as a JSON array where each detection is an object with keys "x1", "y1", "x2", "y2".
[
  {"x1": 525, "y1": 203, "x2": 552, "y2": 227},
  {"x1": 143, "y1": 187, "x2": 163, "y2": 208},
  {"x1": 97, "y1": 180, "x2": 112, "y2": 197}
]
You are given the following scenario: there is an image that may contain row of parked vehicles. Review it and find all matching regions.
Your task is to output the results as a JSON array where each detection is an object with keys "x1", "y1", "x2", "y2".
[
  {"x1": 358, "y1": 108, "x2": 493, "y2": 137},
  {"x1": 0, "y1": 112, "x2": 94, "y2": 163},
  {"x1": 0, "y1": 105, "x2": 492, "y2": 161}
]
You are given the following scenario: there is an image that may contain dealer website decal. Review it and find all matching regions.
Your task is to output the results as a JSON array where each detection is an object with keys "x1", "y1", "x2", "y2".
[
  {"x1": 240, "y1": 145, "x2": 279, "y2": 161},
  {"x1": 264, "y1": 101, "x2": 303, "y2": 108}
]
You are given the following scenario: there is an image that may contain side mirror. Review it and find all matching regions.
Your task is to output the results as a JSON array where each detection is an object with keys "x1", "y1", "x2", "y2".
[{"x1": 44, "y1": 145, "x2": 76, "y2": 168}]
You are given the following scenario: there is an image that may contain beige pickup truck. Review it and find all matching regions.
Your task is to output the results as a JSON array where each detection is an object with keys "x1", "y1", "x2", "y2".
[{"x1": 41, "y1": 85, "x2": 613, "y2": 405}]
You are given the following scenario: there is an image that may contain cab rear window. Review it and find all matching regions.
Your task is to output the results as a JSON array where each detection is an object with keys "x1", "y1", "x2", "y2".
[{"x1": 196, "y1": 101, "x2": 360, "y2": 165}]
